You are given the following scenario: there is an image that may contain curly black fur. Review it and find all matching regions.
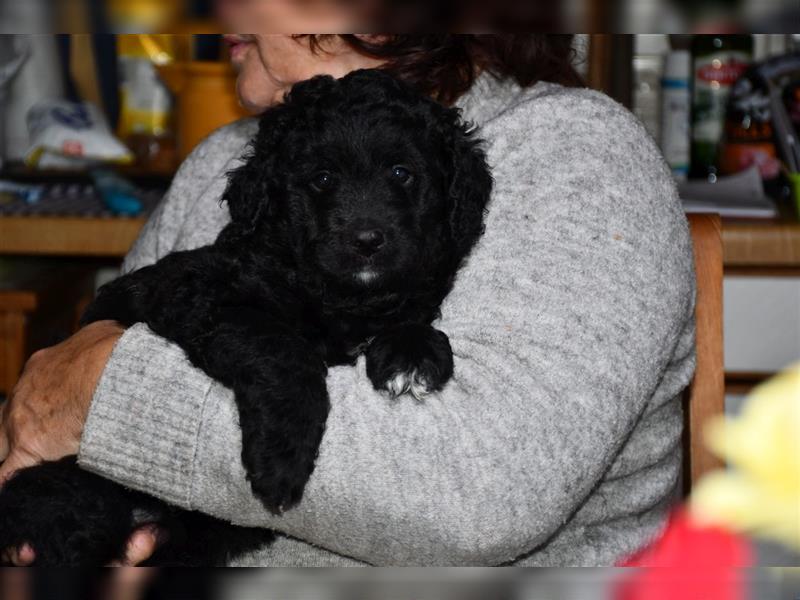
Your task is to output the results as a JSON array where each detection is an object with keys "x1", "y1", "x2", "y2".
[{"x1": 0, "y1": 69, "x2": 492, "y2": 565}]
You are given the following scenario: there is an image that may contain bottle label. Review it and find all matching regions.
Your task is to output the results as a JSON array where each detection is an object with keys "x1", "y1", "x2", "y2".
[
  {"x1": 696, "y1": 57, "x2": 750, "y2": 87},
  {"x1": 692, "y1": 51, "x2": 751, "y2": 145}
]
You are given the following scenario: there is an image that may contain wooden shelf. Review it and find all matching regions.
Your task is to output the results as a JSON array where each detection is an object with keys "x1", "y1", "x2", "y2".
[
  {"x1": 1, "y1": 212, "x2": 799, "y2": 267},
  {"x1": 0, "y1": 215, "x2": 147, "y2": 258},
  {"x1": 0, "y1": 162, "x2": 165, "y2": 258},
  {"x1": 0, "y1": 163, "x2": 174, "y2": 187}
]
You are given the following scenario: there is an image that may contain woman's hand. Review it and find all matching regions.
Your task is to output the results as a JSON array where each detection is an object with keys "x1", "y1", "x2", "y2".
[
  {"x1": 1, "y1": 526, "x2": 160, "y2": 566},
  {"x1": 0, "y1": 321, "x2": 124, "y2": 484},
  {"x1": 106, "y1": 526, "x2": 160, "y2": 567},
  {"x1": 0, "y1": 320, "x2": 151, "y2": 567}
]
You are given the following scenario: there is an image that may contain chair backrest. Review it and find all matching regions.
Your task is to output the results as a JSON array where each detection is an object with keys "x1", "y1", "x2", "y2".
[{"x1": 684, "y1": 213, "x2": 725, "y2": 493}]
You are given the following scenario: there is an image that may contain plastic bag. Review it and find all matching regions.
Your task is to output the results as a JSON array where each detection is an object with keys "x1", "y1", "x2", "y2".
[{"x1": 25, "y1": 99, "x2": 133, "y2": 169}]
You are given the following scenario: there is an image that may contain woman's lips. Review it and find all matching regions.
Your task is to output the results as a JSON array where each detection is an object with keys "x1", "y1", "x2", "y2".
[{"x1": 223, "y1": 34, "x2": 255, "y2": 61}]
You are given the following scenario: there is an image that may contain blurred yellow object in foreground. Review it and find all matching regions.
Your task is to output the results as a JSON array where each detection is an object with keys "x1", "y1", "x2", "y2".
[{"x1": 690, "y1": 363, "x2": 800, "y2": 551}]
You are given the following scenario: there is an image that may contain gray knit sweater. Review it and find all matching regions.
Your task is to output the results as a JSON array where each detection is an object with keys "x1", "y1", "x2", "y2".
[{"x1": 78, "y1": 74, "x2": 696, "y2": 566}]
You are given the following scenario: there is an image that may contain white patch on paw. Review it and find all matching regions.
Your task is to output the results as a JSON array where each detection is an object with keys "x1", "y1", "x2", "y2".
[{"x1": 386, "y1": 370, "x2": 432, "y2": 401}]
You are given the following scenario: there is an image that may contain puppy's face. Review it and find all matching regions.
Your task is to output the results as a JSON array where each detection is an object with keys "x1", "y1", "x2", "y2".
[
  {"x1": 286, "y1": 118, "x2": 441, "y2": 288},
  {"x1": 225, "y1": 70, "x2": 492, "y2": 293}
]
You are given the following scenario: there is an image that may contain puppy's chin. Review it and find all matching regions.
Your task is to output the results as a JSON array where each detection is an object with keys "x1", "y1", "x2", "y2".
[
  {"x1": 354, "y1": 269, "x2": 380, "y2": 286},
  {"x1": 317, "y1": 265, "x2": 384, "y2": 290}
]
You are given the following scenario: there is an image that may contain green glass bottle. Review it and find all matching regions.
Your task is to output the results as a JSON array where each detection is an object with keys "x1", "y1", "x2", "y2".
[{"x1": 690, "y1": 34, "x2": 753, "y2": 181}]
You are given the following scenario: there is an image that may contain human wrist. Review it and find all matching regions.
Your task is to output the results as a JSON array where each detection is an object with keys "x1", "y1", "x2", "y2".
[{"x1": 80, "y1": 321, "x2": 125, "y2": 397}]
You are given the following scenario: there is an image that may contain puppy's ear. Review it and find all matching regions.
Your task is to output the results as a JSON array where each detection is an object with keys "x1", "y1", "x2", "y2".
[
  {"x1": 223, "y1": 106, "x2": 291, "y2": 231},
  {"x1": 445, "y1": 117, "x2": 493, "y2": 257},
  {"x1": 284, "y1": 74, "x2": 339, "y2": 107},
  {"x1": 223, "y1": 76, "x2": 339, "y2": 232},
  {"x1": 223, "y1": 152, "x2": 268, "y2": 230}
]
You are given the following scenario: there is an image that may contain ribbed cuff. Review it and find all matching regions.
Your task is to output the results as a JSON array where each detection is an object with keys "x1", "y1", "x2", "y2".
[{"x1": 78, "y1": 323, "x2": 212, "y2": 509}]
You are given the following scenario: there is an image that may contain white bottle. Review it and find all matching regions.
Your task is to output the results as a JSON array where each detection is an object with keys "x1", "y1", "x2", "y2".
[{"x1": 660, "y1": 50, "x2": 691, "y2": 181}]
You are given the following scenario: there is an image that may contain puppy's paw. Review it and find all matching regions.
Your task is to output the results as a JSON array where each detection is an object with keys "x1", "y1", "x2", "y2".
[
  {"x1": 242, "y1": 445, "x2": 315, "y2": 515},
  {"x1": 234, "y1": 359, "x2": 329, "y2": 516},
  {"x1": 365, "y1": 324, "x2": 454, "y2": 400},
  {"x1": 385, "y1": 369, "x2": 435, "y2": 401},
  {"x1": 81, "y1": 273, "x2": 147, "y2": 326},
  {"x1": 241, "y1": 417, "x2": 325, "y2": 515},
  {"x1": 246, "y1": 470, "x2": 306, "y2": 515}
]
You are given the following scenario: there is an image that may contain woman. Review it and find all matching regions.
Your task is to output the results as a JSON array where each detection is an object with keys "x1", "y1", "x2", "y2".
[{"x1": 0, "y1": 29, "x2": 695, "y2": 566}]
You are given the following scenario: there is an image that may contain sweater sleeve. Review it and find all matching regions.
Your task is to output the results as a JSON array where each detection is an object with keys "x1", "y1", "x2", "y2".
[
  {"x1": 79, "y1": 91, "x2": 695, "y2": 565},
  {"x1": 78, "y1": 122, "x2": 252, "y2": 503}
]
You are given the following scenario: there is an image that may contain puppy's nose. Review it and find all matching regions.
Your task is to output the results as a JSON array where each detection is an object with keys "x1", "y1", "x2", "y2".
[{"x1": 353, "y1": 229, "x2": 385, "y2": 256}]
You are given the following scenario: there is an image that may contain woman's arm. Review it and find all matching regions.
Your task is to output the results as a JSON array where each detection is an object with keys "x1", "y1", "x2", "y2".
[{"x1": 78, "y1": 92, "x2": 695, "y2": 565}]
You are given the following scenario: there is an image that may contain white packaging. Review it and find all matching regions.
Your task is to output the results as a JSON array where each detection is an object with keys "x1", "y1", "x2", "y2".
[
  {"x1": 660, "y1": 50, "x2": 691, "y2": 180},
  {"x1": 25, "y1": 100, "x2": 133, "y2": 169}
]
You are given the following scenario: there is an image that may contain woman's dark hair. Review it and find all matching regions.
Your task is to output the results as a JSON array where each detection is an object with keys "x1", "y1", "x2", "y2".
[{"x1": 303, "y1": 35, "x2": 583, "y2": 105}]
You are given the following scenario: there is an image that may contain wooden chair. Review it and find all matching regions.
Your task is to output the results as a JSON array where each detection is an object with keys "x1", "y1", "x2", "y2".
[
  {"x1": 0, "y1": 260, "x2": 95, "y2": 398},
  {"x1": 684, "y1": 213, "x2": 725, "y2": 493}
]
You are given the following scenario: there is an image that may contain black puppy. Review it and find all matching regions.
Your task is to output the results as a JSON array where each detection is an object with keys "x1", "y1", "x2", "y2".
[{"x1": 0, "y1": 69, "x2": 492, "y2": 566}]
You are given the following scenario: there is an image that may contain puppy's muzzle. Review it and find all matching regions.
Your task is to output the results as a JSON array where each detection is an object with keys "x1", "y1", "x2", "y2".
[{"x1": 353, "y1": 228, "x2": 386, "y2": 257}]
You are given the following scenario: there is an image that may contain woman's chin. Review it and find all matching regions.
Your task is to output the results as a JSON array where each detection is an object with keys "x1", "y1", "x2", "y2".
[{"x1": 235, "y1": 79, "x2": 276, "y2": 114}]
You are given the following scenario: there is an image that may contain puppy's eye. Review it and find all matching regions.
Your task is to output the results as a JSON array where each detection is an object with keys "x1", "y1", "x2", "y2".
[
  {"x1": 390, "y1": 165, "x2": 413, "y2": 185},
  {"x1": 310, "y1": 171, "x2": 335, "y2": 192}
]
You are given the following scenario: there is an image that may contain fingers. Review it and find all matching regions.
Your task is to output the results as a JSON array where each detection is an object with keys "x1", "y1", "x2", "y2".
[
  {"x1": 0, "y1": 434, "x2": 8, "y2": 464},
  {"x1": 0, "y1": 528, "x2": 158, "y2": 569},
  {"x1": 1, "y1": 543, "x2": 35, "y2": 566},
  {"x1": 0, "y1": 402, "x2": 10, "y2": 462},
  {"x1": 16, "y1": 544, "x2": 35, "y2": 566},
  {"x1": 0, "y1": 450, "x2": 35, "y2": 487},
  {"x1": 108, "y1": 526, "x2": 159, "y2": 567}
]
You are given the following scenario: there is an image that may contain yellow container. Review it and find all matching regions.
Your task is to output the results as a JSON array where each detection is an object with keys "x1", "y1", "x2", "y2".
[{"x1": 157, "y1": 61, "x2": 251, "y2": 160}]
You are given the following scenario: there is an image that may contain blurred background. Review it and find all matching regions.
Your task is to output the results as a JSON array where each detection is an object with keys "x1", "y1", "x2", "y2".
[{"x1": 0, "y1": 0, "x2": 797, "y2": 595}]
